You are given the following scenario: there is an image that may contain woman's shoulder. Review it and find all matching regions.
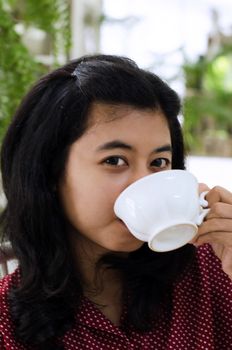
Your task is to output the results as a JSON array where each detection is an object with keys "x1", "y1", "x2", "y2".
[
  {"x1": 0, "y1": 267, "x2": 20, "y2": 288},
  {"x1": 176, "y1": 243, "x2": 232, "y2": 292},
  {"x1": 0, "y1": 268, "x2": 20, "y2": 312},
  {"x1": 0, "y1": 269, "x2": 23, "y2": 349},
  {"x1": 195, "y1": 243, "x2": 224, "y2": 274}
]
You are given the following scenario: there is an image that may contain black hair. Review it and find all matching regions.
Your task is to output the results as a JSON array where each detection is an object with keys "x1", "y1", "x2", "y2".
[{"x1": 0, "y1": 54, "x2": 194, "y2": 349}]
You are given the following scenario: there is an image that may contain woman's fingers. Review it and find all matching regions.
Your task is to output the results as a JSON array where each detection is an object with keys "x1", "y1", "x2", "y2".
[
  {"x1": 195, "y1": 230, "x2": 232, "y2": 246},
  {"x1": 194, "y1": 188, "x2": 232, "y2": 246},
  {"x1": 198, "y1": 182, "x2": 210, "y2": 194},
  {"x1": 205, "y1": 186, "x2": 232, "y2": 206},
  {"x1": 194, "y1": 185, "x2": 232, "y2": 279},
  {"x1": 205, "y1": 202, "x2": 232, "y2": 220}
]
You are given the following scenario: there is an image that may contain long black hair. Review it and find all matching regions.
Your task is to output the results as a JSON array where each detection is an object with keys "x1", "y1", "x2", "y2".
[{"x1": 0, "y1": 54, "x2": 195, "y2": 348}]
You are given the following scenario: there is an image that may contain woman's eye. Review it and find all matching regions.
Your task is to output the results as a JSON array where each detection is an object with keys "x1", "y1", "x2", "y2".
[
  {"x1": 103, "y1": 156, "x2": 127, "y2": 167},
  {"x1": 151, "y1": 158, "x2": 170, "y2": 169}
]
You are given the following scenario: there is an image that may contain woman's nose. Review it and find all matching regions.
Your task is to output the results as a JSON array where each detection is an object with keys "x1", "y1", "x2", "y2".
[{"x1": 128, "y1": 168, "x2": 153, "y2": 187}]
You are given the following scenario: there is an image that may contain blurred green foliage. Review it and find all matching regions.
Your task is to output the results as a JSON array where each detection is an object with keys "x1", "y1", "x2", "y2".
[
  {"x1": 183, "y1": 45, "x2": 232, "y2": 154},
  {"x1": 0, "y1": 0, "x2": 71, "y2": 141}
]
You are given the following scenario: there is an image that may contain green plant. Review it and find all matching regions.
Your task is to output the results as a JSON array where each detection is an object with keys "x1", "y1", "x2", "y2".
[
  {"x1": 0, "y1": 0, "x2": 71, "y2": 141},
  {"x1": 183, "y1": 46, "x2": 232, "y2": 154}
]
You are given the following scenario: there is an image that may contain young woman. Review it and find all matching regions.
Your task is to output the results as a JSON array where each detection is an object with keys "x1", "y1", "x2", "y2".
[{"x1": 0, "y1": 55, "x2": 232, "y2": 350}]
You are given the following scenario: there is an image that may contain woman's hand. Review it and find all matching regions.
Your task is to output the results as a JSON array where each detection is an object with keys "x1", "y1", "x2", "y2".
[{"x1": 194, "y1": 184, "x2": 232, "y2": 280}]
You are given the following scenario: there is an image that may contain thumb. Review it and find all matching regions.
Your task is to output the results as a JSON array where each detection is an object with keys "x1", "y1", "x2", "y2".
[{"x1": 198, "y1": 182, "x2": 210, "y2": 194}]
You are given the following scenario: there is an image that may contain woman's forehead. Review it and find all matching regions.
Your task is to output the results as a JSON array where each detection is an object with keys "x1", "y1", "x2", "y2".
[
  {"x1": 86, "y1": 102, "x2": 162, "y2": 127},
  {"x1": 74, "y1": 103, "x2": 171, "y2": 152}
]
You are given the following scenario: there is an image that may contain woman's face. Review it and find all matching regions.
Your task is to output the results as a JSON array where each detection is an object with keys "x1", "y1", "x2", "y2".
[{"x1": 59, "y1": 103, "x2": 172, "y2": 254}]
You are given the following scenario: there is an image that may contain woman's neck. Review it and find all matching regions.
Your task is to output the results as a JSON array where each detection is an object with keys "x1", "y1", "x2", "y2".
[{"x1": 70, "y1": 233, "x2": 125, "y2": 325}]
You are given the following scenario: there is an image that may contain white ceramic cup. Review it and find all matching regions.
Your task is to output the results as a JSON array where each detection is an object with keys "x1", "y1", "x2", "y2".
[{"x1": 114, "y1": 169, "x2": 209, "y2": 252}]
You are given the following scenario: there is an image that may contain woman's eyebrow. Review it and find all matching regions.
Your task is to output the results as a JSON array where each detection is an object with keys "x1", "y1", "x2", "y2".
[
  {"x1": 96, "y1": 140, "x2": 132, "y2": 152},
  {"x1": 153, "y1": 145, "x2": 172, "y2": 153},
  {"x1": 96, "y1": 140, "x2": 172, "y2": 153}
]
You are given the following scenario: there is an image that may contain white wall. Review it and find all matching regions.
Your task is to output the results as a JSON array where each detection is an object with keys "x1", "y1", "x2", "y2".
[{"x1": 187, "y1": 156, "x2": 232, "y2": 191}]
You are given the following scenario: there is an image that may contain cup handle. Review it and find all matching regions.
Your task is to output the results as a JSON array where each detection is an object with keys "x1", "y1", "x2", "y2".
[{"x1": 196, "y1": 191, "x2": 210, "y2": 226}]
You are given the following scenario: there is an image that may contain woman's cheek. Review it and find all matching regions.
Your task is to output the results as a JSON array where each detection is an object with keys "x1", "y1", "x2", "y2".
[{"x1": 106, "y1": 171, "x2": 132, "y2": 193}]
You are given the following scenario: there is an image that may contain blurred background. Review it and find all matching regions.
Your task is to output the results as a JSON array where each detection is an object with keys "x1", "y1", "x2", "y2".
[{"x1": 0, "y1": 0, "x2": 232, "y2": 191}]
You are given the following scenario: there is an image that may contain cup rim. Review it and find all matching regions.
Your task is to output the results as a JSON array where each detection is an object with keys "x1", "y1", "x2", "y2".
[{"x1": 114, "y1": 169, "x2": 197, "y2": 208}]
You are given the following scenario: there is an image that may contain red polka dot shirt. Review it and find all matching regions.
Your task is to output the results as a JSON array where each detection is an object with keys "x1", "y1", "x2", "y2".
[{"x1": 1, "y1": 244, "x2": 232, "y2": 349}]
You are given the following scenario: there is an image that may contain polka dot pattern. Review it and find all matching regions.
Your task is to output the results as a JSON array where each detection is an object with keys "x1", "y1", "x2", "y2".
[{"x1": 0, "y1": 244, "x2": 232, "y2": 349}]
